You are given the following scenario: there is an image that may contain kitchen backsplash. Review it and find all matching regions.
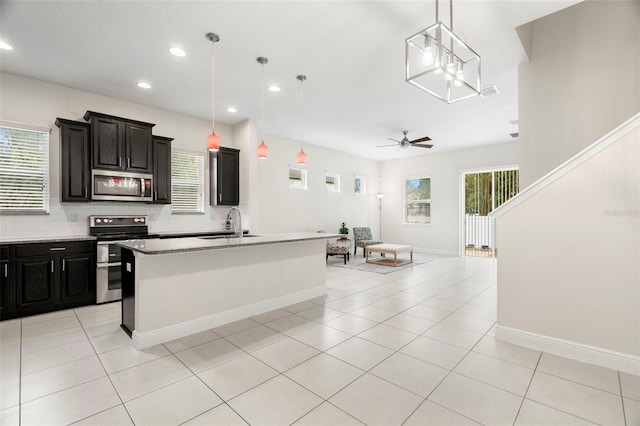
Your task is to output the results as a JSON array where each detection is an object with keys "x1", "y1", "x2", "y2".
[{"x1": 0, "y1": 197, "x2": 249, "y2": 239}]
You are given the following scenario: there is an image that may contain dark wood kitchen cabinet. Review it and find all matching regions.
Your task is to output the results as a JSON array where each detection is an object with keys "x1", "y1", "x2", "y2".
[
  {"x1": 84, "y1": 111, "x2": 154, "y2": 173},
  {"x1": 13, "y1": 240, "x2": 96, "y2": 318},
  {"x1": 56, "y1": 118, "x2": 91, "y2": 202},
  {"x1": 0, "y1": 246, "x2": 16, "y2": 320},
  {"x1": 210, "y1": 147, "x2": 240, "y2": 206},
  {"x1": 152, "y1": 136, "x2": 173, "y2": 204}
]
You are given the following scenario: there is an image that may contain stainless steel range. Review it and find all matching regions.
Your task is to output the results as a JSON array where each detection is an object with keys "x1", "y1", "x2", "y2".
[{"x1": 89, "y1": 215, "x2": 158, "y2": 304}]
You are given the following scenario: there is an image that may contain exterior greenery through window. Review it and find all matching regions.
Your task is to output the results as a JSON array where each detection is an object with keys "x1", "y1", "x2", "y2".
[
  {"x1": 354, "y1": 175, "x2": 366, "y2": 195},
  {"x1": 171, "y1": 149, "x2": 204, "y2": 213},
  {"x1": 404, "y1": 177, "x2": 430, "y2": 224},
  {"x1": 0, "y1": 124, "x2": 49, "y2": 214},
  {"x1": 288, "y1": 167, "x2": 307, "y2": 190}
]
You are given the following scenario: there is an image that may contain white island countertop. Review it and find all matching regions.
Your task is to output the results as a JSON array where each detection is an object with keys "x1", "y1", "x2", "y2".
[{"x1": 117, "y1": 232, "x2": 340, "y2": 255}]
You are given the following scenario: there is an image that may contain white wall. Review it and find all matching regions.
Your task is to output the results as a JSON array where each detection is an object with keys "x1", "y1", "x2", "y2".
[
  {"x1": 252, "y1": 133, "x2": 381, "y2": 237},
  {"x1": 496, "y1": 123, "x2": 639, "y2": 359},
  {"x1": 380, "y1": 143, "x2": 518, "y2": 255},
  {"x1": 517, "y1": 0, "x2": 640, "y2": 187}
]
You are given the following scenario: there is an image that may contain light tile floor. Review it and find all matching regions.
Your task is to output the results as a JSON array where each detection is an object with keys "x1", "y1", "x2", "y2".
[{"x1": 1, "y1": 255, "x2": 638, "y2": 425}]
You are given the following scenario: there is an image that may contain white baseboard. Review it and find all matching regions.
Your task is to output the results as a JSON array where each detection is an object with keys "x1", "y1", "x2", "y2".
[
  {"x1": 132, "y1": 286, "x2": 327, "y2": 350},
  {"x1": 413, "y1": 247, "x2": 458, "y2": 256},
  {"x1": 496, "y1": 325, "x2": 640, "y2": 375}
]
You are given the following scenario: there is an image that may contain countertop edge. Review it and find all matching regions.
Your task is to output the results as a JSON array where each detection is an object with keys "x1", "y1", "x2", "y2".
[{"x1": 118, "y1": 233, "x2": 342, "y2": 255}]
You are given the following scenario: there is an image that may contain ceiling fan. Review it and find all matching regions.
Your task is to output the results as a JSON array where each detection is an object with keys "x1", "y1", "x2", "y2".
[{"x1": 377, "y1": 130, "x2": 433, "y2": 149}]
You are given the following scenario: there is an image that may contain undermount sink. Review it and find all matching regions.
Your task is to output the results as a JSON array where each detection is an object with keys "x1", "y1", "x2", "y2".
[{"x1": 199, "y1": 234, "x2": 259, "y2": 240}]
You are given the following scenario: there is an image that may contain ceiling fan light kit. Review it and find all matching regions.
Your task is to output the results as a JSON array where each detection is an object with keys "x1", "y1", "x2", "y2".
[{"x1": 405, "y1": 0, "x2": 481, "y2": 103}]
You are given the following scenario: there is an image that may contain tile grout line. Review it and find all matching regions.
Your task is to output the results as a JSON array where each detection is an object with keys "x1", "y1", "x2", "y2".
[
  {"x1": 619, "y1": 371, "x2": 628, "y2": 426},
  {"x1": 511, "y1": 350, "x2": 543, "y2": 425}
]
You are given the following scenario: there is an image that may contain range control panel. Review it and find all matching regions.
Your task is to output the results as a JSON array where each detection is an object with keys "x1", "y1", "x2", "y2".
[{"x1": 89, "y1": 215, "x2": 147, "y2": 227}]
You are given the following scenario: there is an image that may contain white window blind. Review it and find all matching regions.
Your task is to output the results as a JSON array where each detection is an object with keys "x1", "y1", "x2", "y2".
[
  {"x1": 171, "y1": 149, "x2": 204, "y2": 214},
  {"x1": 0, "y1": 124, "x2": 50, "y2": 214}
]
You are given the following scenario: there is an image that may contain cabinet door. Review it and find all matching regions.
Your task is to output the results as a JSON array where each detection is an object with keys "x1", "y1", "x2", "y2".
[
  {"x1": 126, "y1": 122, "x2": 153, "y2": 172},
  {"x1": 92, "y1": 116, "x2": 125, "y2": 170},
  {"x1": 0, "y1": 259, "x2": 13, "y2": 318},
  {"x1": 213, "y1": 147, "x2": 240, "y2": 206},
  {"x1": 152, "y1": 136, "x2": 173, "y2": 204},
  {"x1": 60, "y1": 253, "x2": 96, "y2": 305},
  {"x1": 57, "y1": 119, "x2": 90, "y2": 202},
  {"x1": 16, "y1": 257, "x2": 56, "y2": 312}
]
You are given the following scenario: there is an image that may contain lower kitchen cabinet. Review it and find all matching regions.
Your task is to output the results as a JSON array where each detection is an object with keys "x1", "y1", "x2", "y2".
[
  {"x1": 10, "y1": 240, "x2": 96, "y2": 319},
  {"x1": 0, "y1": 246, "x2": 15, "y2": 320}
]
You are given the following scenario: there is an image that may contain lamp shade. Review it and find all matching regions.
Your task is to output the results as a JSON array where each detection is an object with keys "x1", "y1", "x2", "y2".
[
  {"x1": 297, "y1": 148, "x2": 307, "y2": 165},
  {"x1": 257, "y1": 141, "x2": 269, "y2": 159},
  {"x1": 207, "y1": 131, "x2": 220, "y2": 151}
]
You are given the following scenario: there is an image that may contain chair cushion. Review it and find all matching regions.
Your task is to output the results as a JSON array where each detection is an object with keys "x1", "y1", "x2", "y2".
[{"x1": 357, "y1": 239, "x2": 382, "y2": 247}]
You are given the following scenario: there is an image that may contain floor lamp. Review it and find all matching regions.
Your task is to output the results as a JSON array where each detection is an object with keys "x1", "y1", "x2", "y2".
[{"x1": 376, "y1": 193, "x2": 385, "y2": 240}]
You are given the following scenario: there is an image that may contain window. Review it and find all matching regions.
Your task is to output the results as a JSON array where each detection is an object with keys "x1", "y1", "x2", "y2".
[
  {"x1": 288, "y1": 167, "x2": 307, "y2": 190},
  {"x1": 354, "y1": 175, "x2": 366, "y2": 195},
  {"x1": 404, "y1": 177, "x2": 431, "y2": 224},
  {"x1": 171, "y1": 149, "x2": 204, "y2": 213},
  {"x1": 325, "y1": 171, "x2": 340, "y2": 192},
  {"x1": 0, "y1": 124, "x2": 49, "y2": 214}
]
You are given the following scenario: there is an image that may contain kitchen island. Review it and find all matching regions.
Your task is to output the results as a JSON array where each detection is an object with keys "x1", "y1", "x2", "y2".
[{"x1": 118, "y1": 233, "x2": 337, "y2": 349}]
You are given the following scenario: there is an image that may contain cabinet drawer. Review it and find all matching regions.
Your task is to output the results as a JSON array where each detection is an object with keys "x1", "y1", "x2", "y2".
[{"x1": 15, "y1": 241, "x2": 95, "y2": 257}]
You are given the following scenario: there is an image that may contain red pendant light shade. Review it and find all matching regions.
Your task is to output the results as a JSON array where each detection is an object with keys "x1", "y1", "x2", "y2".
[
  {"x1": 297, "y1": 148, "x2": 307, "y2": 165},
  {"x1": 207, "y1": 131, "x2": 220, "y2": 152},
  {"x1": 257, "y1": 140, "x2": 268, "y2": 159}
]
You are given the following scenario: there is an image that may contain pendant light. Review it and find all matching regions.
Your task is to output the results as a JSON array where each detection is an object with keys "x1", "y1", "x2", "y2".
[
  {"x1": 256, "y1": 57, "x2": 269, "y2": 159},
  {"x1": 405, "y1": 0, "x2": 481, "y2": 103},
  {"x1": 206, "y1": 32, "x2": 221, "y2": 151},
  {"x1": 296, "y1": 74, "x2": 307, "y2": 166}
]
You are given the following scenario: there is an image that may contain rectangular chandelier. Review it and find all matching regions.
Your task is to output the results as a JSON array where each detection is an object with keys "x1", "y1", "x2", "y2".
[{"x1": 405, "y1": 21, "x2": 481, "y2": 103}]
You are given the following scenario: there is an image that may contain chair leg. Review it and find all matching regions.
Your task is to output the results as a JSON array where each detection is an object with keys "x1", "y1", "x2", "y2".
[
  {"x1": 343, "y1": 254, "x2": 347, "y2": 265},
  {"x1": 353, "y1": 246, "x2": 357, "y2": 256},
  {"x1": 326, "y1": 253, "x2": 329, "y2": 261}
]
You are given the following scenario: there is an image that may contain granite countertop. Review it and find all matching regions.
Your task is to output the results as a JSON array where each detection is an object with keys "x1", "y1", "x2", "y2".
[
  {"x1": 156, "y1": 230, "x2": 248, "y2": 239},
  {"x1": 117, "y1": 232, "x2": 340, "y2": 255},
  {"x1": 0, "y1": 235, "x2": 97, "y2": 244}
]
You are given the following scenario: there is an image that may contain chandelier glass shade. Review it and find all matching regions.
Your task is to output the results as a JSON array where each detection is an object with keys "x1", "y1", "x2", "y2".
[{"x1": 405, "y1": 1, "x2": 480, "y2": 103}]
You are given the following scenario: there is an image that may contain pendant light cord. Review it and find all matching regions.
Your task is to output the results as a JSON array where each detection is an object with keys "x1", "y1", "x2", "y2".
[
  {"x1": 261, "y1": 63, "x2": 265, "y2": 124},
  {"x1": 211, "y1": 35, "x2": 216, "y2": 133}
]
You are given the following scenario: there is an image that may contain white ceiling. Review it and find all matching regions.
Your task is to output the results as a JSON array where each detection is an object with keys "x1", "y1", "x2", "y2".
[{"x1": 0, "y1": 0, "x2": 580, "y2": 161}]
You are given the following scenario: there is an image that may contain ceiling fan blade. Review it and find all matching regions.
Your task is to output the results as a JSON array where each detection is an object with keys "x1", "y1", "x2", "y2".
[
  {"x1": 410, "y1": 136, "x2": 431, "y2": 144},
  {"x1": 376, "y1": 143, "x2": 399, "y2": 148},
  {"x1": 387, "y1": 138, "x2": 401, "y2": 143},
  {"x1": 411, "y1": 144, "x2": 433, "y2": 149}
]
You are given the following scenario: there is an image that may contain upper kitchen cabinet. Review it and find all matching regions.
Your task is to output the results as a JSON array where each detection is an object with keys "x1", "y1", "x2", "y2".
[
  {"x1": 152, "y1": 136, "x2": 173, "y2": 204},
  {"x1": 210, "y1": 147, "x2": 240, "y2": 206},
  {"x1": 84, "y1": 111, "x2": 154, "y2": 173},
  {"x1": 56, "y1": 118, "x2": 90, "y2": 202}
]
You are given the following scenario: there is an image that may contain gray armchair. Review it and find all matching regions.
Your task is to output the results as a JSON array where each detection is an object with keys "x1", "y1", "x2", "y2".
[{"x1": 353, "y1": 227, "x2": 382, "y2": 257}]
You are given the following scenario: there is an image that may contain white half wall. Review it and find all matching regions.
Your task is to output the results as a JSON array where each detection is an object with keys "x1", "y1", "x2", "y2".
[
  {"x1": 495, "y1": 123, "x2": 639, "y2": 359},
  {"x1": 380, "y1": 143, "x2": 518, "y2": 254},
  {"x1": 517, "y1": 0, "x2": 640, "y2": 187}
]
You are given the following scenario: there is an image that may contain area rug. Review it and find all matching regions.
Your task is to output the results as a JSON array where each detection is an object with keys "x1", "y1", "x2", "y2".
[{"x1": 329, "y1": 256, "x2": 431, "y2": 274}]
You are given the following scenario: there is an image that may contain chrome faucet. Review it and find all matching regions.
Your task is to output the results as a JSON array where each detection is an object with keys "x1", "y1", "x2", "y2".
[{"x1": 226, "y1": 207, "x2": 242, "y2": 238}]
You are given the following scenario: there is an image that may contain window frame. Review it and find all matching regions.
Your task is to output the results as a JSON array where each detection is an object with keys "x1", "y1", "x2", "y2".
[
  {"x1": 354, "y1": 175, "x2": 366, "y2": 195},
  {"x1": 288, "y1": 167, "x2": 308, "y2": 191},
  {"x1": 403, "y1": 176, "x2": 431, "y2": 225},
  {"x1": 0, "y1": 122, "x2": 50, "y2": 215},
  {"x1": 171, "y1": 148, "x2": 205, "y2": 214},
  {"x1": 325, "y1": 170, "x2": 340, "y2": 193}
]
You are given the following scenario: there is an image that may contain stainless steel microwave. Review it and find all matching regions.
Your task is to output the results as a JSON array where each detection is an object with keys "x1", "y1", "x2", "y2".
[{"x1": 91, "y1": 170, "x2": 153, "y2": 202}]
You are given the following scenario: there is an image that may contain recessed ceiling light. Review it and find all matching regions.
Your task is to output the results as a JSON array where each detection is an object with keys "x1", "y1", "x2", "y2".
[
  {"x1": 169, "y1": 47, "x2": 186, "y2": 57},
  {"x1": 268, "y1": 85, "x2": 280, "y2": 92},
  {"x1": 137, "y1": 81, "x2": 152, "y2": 89},
  {"x1": 226, "y1": 107, "x2": 238, "y2": 113},
  {"x1": 0, "y1": 40, "x2": 13, "y2": 50}
]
